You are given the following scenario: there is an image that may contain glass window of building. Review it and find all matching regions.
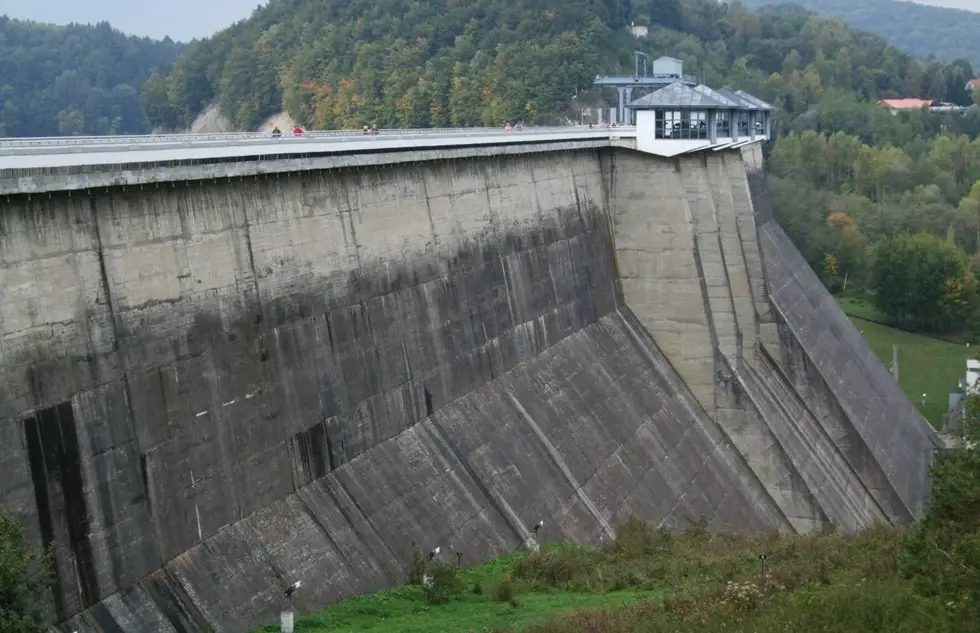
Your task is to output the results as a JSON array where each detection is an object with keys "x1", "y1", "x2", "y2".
[
  {"x1": 716, "y1": 111, "x2": 730, "y2": 137},
  {"x1": 689, "y1": 111, "x2": 707, "y2": 139},
  {"x1": 736, "y1": 112, "x2": 749, "y2": 135},
  {"x1": 653, "y1": 109, "x2": 712, "y2": 140},
  {"x1": 655, "y1": 110, "x2": 683, "y2": 139}
]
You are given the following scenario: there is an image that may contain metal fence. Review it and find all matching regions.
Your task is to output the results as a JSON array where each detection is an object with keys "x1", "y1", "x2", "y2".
[{"x1": 0, "y1": 126, "x2": 637, "y2": 150}]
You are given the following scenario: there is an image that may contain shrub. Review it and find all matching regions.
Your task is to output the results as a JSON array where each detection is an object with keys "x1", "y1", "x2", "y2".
[
  {"x1": 421, "y1": 560, "x2": 463, "y2": 605},
  {"x1": 494, "y1": 575, "x2": 525, "y2": 607},
  {"x1": 406, "y1": 540, "x2": 425, "y2": 585},
  {"x1": 0, "y1": 507, "x2": 52, "y2": 633}
]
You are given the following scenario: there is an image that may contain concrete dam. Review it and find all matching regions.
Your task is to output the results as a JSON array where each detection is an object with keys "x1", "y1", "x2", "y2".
[{"x1": 0, "y1": 129, "x2": 937, "y2": 633}]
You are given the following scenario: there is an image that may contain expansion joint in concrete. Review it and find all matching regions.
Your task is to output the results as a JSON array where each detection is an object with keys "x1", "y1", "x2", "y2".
[
  {"x1": 323, "y1": 478, "x2": 402, "y2": 583},
  {"x1": 295, "y1": 493, "x2": 363, "y2": 575},
  {"x1": 427, "y1": 417, "x2": 526, "y2": 547},
  {"x1": 504, "y1": 392, "x2": 615, "y2": 542},
  {"x1": 240, "y1": 209, "x2": 265, "y2": 323},
  {"x1": 714, "y1": 355, "x2": 802, "y2": 533},
  {"x1": 757, "y1": 344, "x2": 890, "y2": 526},
  {"x1": 689, "y1": 234, "x2": 721, "y2": 414},
  {"x1": 89, "y1": 197, "x2": 121, "y2": 355},
  {"x1": 419, "y1": 168, "x2": 438, "y2": 251},
  {"x1": 765, "y1": 301, "x2": 916, "y2": 523}
]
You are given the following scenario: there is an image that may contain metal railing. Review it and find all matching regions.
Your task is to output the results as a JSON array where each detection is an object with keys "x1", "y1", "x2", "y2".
[{"x1": 0, "y1": 126, "x2": 636, "y2": 150}]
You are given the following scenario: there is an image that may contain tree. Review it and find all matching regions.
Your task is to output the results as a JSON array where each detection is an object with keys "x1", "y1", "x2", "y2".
[
  {"x1": 924, "y1": 61, "x2": 947, "y2": 102},
  {"x1": 826, "y1": 210, "x2": 864, "y2": 283},
  {"x1": 0, "y1": 18, "x2": 181, "y2": 137},
  {"x1": 141, "y1": 73, "x2": 180, "y2": 130},
  {"x1": 869, "y1": 232, "x2": 971, "y2": 332},
  {"x1": 901, "y1": 394, "x2": 980, "y2": 632},
  {"x1": 958, "y1": 181, "x2": 980, "y2": 252},
  {"x1": 0, "y1": 507, "x2": 52, "y2": 633}
]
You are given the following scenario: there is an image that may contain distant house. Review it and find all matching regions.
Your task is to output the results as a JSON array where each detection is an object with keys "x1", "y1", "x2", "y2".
[
  {"x1": 629, "y1": 23, "x2": 648, "y2": 38},
  {"x1": 947, "y1": 356, "x2": 980, "y2": 435},
  {"x1": 965, "y1": 78, "x2": 980, "y2": 92},
  {"x1": 878, "y1": 98, "x2": 933, "y2": 112},
  {"x1": 877, "y1": 98, "x2": 966, "y2": 115}
]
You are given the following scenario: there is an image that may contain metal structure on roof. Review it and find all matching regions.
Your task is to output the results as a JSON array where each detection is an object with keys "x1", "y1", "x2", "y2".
[{"x1": 592, "y1": 53, "x2": 698, "y2": 125}]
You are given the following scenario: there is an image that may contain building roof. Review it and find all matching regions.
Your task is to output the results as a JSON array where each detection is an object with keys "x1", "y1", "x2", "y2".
[
  {"x1": 734, "y1": 90, "x2": 775, "y2": 110},
  {"x1": 967, "y1": 78, "x2": 980, "y2": 88},
  {"x1": 654, "y1": 56, "x2": 683, "y2": 64},
  {"x1": 878, "y1": 98, "x2": 933, "y2": 109},
  {"x1": 627, "y1": 82, "x2": 773, "y2": 111}
]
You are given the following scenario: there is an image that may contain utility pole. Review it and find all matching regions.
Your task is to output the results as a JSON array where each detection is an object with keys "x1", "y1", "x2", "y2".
[{"x1": 891, "y1": 344, "x2": 899, "y2": 382}]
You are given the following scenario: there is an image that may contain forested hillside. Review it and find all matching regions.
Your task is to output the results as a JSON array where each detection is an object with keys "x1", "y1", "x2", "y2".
[
  {"x1": 741, "y1": 0, "x2": 980, "y2": 66},
  {"x1": 0, "y1": 17, "x2": 182, "y2": 137},
  {"x1": 140, "y1": 0, "x2": 963, "y2": 132}
]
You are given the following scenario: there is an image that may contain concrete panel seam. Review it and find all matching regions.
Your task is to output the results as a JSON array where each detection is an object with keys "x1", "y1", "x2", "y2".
[
  {"x1": 323, "y1": 476, "x2": 404, "y2": 579},
  {"x1": 716, "y1": 359, "x2": 817, "y2": 531},
  {"x1": 765, "y1": 297, "x2": 916, "y2": 520},
  {"x1": 503, "y1": 392, "x2": 615, "y2": 542},
  {"x1": 616, "y1": 310, "x2": 792, "y2": 531},
  {"x1": 757, "y1": 343, "x2": 890, "y2": 525},
  {"x1": 427, "y1": 415, "x2": 525, "y2": 546}
]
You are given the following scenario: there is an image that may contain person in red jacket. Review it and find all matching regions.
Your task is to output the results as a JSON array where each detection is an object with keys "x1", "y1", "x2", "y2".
[{"x1": 292, "y1": 126, "x2": 303, "y2": 136}]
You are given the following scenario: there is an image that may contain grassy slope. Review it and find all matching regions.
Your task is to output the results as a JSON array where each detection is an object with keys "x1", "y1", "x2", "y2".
[
  {"x1": 837, "y1": 296, "x2": 971, "y2": 428},
  {"x1": 257, "y1": 521, "x2": 949, "y2": 633},
  {"x1": 259, "y1": 550, "x2": 655, "y2": 633}
]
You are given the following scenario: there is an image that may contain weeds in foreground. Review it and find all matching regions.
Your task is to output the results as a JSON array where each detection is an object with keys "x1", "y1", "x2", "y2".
[
  {"x1": 406, "y1": 540, "x2": 426, "y2": 585},
  {"x1": 504, "y1": 516, "x2": 952, "y2": 633},
  {"x1": 421, "y1": 560, "x2": 464, "y2": 605}
]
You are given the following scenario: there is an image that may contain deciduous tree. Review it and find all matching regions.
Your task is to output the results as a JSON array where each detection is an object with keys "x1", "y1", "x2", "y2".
[
  {"x1": 869, "y1": 232, "x2": 971, "y2": 331},
  {"x1": 0, "y1": 508, "x2": 51, "y2": 633}
]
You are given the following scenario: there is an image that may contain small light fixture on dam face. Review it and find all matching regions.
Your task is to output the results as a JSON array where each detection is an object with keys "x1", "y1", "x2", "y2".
[
  {"x1": 284, "y1": 580, "x2": 301, "y2": 599},
  {"x1": 281, "y1": 580, "x2": 301, "y2": 633}
]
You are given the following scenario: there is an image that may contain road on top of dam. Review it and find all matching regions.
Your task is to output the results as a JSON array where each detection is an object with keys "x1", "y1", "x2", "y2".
[{"x1": 0, "y1": 126, "x2": 638, "y2": 171}]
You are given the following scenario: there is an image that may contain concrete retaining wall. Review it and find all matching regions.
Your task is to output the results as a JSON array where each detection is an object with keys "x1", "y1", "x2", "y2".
[{"x1": 0, "y1": 144, "x2": 935, "y2": 632}]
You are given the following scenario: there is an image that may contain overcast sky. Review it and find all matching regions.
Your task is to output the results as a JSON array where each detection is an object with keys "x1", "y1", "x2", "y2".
[
  {"x1": 912, "y1": 0, "x2": 980, "y2": 10},
  {"x1": 0, "y1": 0, "x2": 265, "y2": 41},
  {"x1": 0, "y1": 0, "x2": 978, "y2": 42}
]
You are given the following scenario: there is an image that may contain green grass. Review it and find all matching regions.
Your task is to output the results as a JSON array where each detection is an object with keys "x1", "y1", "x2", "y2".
[
  {"x1": 253, "y1": 518, "x2": 954, "y2": 633},
  {"x1": 836, "y1": 296, "x2": 889, "y2": 323},
  {"x1": 258, "y1": 548, "x2": 656, "y2": 633},
  {"x1": 836, "y1": 296, "x2": 971, "y2": 428}
]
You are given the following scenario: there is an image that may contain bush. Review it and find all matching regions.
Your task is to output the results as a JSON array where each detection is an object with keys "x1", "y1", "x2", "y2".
[
  {"x1": 0, "y1": 507, "x2": 52, "y2": 633},
  {"x1": 421, "y1": 560, "x2": 463, "y2": 605},
  {"x1": 494, "y1": 575, "x2": 525, "y2": 607},
  {"x1": 900, "y1": 394, "x2": 980, "y2": 631},
  {"x1": 406, "y1": 541, "x2": 425, "y2": 585}
]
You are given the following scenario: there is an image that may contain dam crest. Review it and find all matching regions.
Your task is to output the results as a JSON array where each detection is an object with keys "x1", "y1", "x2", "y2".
[{"x1": 0, "y1": 131, "x2": 937, "y2": 633}]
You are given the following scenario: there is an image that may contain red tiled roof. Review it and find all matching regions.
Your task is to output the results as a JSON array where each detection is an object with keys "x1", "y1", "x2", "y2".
[
  {"x1": 878, "y1": 98, "x2": 933, "y2": 109},
  {"x1": 968, "y1": 78, "x2": 980, "y2": 88}
]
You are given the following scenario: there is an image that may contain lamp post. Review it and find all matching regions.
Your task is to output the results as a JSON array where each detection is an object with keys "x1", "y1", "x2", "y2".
[
  {"x1": 525, "y1": 520, "x2": 544, "y2": 553},
  {"x1": 423, "y1": 547, "x2": 440, "y2": 588},
  {"x1": 282, "y1": 581, "x2": 301, "y2": 633}
]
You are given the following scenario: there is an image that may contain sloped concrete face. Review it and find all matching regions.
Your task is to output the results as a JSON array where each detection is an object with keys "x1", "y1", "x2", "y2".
[
  {"x1": 605, "y1": 146, "x2": 937, "y2": 535},
  {"x1": 0, "y1": 144, "x2": 934, "y2": 633},
  {"x1": 746, "y1": 159, "x2": 938, "y2": 522}
]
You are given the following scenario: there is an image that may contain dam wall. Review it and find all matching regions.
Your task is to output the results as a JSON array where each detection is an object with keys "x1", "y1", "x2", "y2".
[
  {"x1": 747, "y1": 165, "x2": 939, "y2": 521},
  {"x1": 0, "y1": 143, "x2": 936, "y2": 633}
]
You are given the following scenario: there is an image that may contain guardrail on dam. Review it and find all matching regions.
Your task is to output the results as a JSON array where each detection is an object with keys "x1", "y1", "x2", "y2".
[{"x1": 0, "y1": 129, "x2": 938, "y2": 633}]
